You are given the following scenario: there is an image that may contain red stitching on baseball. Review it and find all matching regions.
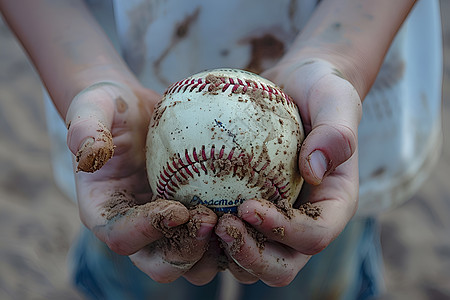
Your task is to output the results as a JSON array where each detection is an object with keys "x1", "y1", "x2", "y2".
[
  {"x1": 165, "y1": 74, "x2": 294, "y2": 106},
  {"x1": 156, "y1": 145, "x2": 290, "y2": 202}
]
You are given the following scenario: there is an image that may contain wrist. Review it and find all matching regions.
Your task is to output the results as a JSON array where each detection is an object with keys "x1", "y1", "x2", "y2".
[
  {"x1": 52, "y1": 64, "x2": 141, "y2": 118},
  {"x1": 275, "y1": 0, "x2": 415, "y2": 101},
  {"x1": 276, "y1": 45, "x2": 372, "y2": 101}
]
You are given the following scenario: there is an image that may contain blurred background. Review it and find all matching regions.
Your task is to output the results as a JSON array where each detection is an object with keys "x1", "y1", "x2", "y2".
[{"x1": 0, "y1": 2, "x2": 449, "y2": 299}]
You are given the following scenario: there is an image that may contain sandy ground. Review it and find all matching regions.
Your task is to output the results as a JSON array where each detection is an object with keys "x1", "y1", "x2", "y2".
[
  {"x1": 1, "y1": 3, "x2": 450, "y2": 300},
  {"x1": 0, "y1": 18, "x2": 83, "y2": 300}
]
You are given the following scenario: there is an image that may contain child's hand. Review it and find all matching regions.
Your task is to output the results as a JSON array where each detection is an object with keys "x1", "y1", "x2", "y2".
[
  {"x1": 65, "y1": 81, "x2": 217, "y2": 283},
  {"x1": 215, "y1": 59, "x2": 362, "y2": 286}
]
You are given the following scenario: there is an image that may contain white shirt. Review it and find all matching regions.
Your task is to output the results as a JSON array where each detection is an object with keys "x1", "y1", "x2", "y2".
[{"x1": 45, "y1": 0, "x2": 442, "y2": 216}]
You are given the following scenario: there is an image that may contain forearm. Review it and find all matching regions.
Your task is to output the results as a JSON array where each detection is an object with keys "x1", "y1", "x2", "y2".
[
  {"x1": 0, "y1": 0, "x2": 137, "y2": 117},
  {"x1": 282, "y1": 0, "x2": 416, "y2": 99}
]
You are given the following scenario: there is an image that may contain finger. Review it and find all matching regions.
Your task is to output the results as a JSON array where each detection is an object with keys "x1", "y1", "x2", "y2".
[
  {"x1": 268, "y1": 60, "x2": 362, "y2": 185},
  {"x1": 183, "y1": 235, "x2": 224, "y2": 285},
  {"x1": 130, "y1": 205, "x2": 217, "y2": 283},
  {"x1": 65, "y1": 82, "x2": 135, "y2": 172},
  {"x1": 89, "y1": 196, "x2": 190, "y2": 256},
  {"x1": 299, "y1": 122, "x2": 358, "y2": 185},
  {"x1": 299, "y1": 75, "x2": 361, "y2": 185},
  {"x1": 216, "y1": 214, "x2": 310, "y2": 287},
  {"x1": 217, "y1": 230, "x2": 260, "y2": 286},
  {"x1": 238, "y1": 170, "x2": 357, "y2": 256},
  {"x1": 226, "y1": 256, "x2": 259, "y2": 284}
]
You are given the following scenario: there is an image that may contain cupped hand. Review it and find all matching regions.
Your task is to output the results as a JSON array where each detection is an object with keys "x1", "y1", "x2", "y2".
[
  {"x1": 65, "y1": 81, "x2": 217, "y2": 283},
  {"x1": 215, "y1": 59, "x2": 362, "y2": 286}
]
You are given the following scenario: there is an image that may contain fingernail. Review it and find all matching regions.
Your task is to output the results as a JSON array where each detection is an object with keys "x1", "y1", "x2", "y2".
[
  {"x1": 162, "y1": 218, "x2": 177, "y2": 228},
  {"x1": 161, "y1": 215, "x2": 181, "y2": 228},
  {"x1": 196, "y1": 223, "x2": 215, "y2": 240},
  {"x1": 216, "y1": 226, "x2": 244, "y2": 255},
  {"x1": 215, "y1": 227, "x2": 235, "y2": 243},
  {"x1": 157, "y1": 202, "x2": 190, "y2": 228},
  {"x1": 308, "y1": 150, "x2": 328, "y2": 182},
  {"x1": 241, "y1": 212, "x2": 263, "y2": 226},
  {"x1": 79, "y1": 136, "x2": 95, "y2": 150}
]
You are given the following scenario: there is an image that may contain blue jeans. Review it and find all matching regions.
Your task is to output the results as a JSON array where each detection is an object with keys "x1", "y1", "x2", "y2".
[{"x1": 69, "y1": 217, "x2": 384, "y2": 300}]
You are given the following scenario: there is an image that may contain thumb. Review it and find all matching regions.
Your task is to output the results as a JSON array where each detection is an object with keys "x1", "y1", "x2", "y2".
[
  {"x1": 300, "y1": 123, "x2": 358, "y2": 185},
  {"x1": 299, "y1": 75, "x2": 362, "y2": 185},
  {"x1": 65, "y1": 82, "x2": 120, "y2": 173}
]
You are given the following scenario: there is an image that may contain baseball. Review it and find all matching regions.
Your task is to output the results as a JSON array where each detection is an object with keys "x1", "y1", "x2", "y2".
[{"x1": 146, "y1": 68, "x2": 304, "y2": 214}]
